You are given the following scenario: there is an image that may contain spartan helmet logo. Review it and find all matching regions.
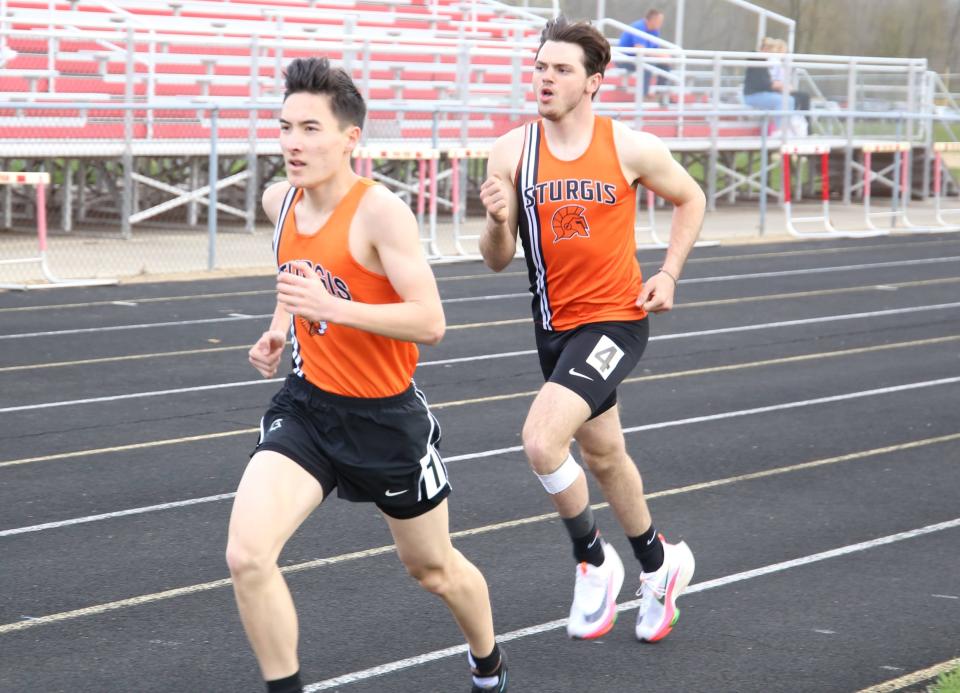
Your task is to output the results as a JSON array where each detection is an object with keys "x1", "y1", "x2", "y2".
[
  {"x1": 301, "y1": 316, "x2": 328, "y2": 336},
  {"x1": 551, "y1": 204, "x2": 590, "y2": 242}
]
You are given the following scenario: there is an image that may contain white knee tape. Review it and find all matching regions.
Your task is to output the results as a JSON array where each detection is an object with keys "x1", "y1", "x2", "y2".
[{"x1": 536, "y1": 454, "x2": 582, "y2": 494}]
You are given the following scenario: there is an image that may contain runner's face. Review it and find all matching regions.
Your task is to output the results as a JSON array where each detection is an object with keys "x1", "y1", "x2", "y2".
[
  {"x1": 533, "y1": 41, "x2": 598, "y2": 121},
  {"x1": 279, "y1": 92, "x2": 359, "y2": 187}
]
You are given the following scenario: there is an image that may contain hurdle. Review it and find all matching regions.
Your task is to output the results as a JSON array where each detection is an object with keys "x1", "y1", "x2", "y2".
[
  {"x1": 636, "y1": 188, "x2": 719, "y2": 249},
  {"x1": 781, "y1": 143, "x2": 884, "y2": 238},
  {"x1": 447, "y1": 146, "x2": 490, "y2": 257},
  {"x1": 932, "y1": 142, "x2": 960, "y2": 231},
  {"x1": 353, "y1": 145, "x2": 441, "y2": 257},
  {"x1": 0, "y1": 171, "x2": 117, "y2": 290},
  {"x1": 861, "y1": 141, "x2": 943, "y2": 233}
]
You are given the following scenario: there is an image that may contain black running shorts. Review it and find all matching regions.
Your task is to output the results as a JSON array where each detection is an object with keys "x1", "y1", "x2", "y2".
[
  {"x1": 252, "y1": 374, "x2": 451, "y2": 519},
  {"x1": 534, "y1": 319, "x2": 650, "y2": 418}
]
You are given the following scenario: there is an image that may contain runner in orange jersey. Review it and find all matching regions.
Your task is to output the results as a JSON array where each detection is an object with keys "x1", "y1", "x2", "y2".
[
  {"x1": 479, "y1": 16, "x2": 705, "y2": 645},
  {"x1": 226, "y1": 57, "x2": 507, "y2": 693}
]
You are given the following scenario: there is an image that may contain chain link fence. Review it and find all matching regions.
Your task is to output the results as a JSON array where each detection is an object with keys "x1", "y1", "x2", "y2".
[{"x1": 2, "y1": 101, "x2": 959, "y2": 286}]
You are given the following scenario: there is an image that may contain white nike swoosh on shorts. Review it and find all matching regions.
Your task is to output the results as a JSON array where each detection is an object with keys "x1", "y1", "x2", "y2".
[{"x1": 569, "y1": 367, "x2": 594, "y2": 381}]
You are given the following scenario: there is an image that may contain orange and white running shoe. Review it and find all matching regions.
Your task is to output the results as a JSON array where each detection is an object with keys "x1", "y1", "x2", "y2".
[
  {"x1": 566, "y1": 542, "x2": 625, "y2": 640},
  {"x1": 635, "y1": 537, "x2": 695, "y2": 642}
]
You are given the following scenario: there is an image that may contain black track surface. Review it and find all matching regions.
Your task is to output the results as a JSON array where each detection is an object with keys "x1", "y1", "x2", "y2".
[{"x1": 1, "y1": 235, "x2": 959, "y2": 693}]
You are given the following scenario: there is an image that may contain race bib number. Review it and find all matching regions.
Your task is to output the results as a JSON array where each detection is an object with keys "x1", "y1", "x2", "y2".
[
  {"x1": 419, "y1": 446, "x2": 448, "y2": 500},
  {"x1": 586, "y1": 335, "x2": 624, "y2": 380}
]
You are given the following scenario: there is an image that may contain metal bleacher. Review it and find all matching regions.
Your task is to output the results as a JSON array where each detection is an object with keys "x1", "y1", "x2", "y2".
[{"x1": 0, "y1": 0, "x2": 956, "y2": 242}]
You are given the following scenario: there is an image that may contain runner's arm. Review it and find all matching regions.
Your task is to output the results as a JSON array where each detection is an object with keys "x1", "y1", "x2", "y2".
[
  {"x1": 479, "y1": 131, "x2": 522, "y2": 272},
  {"x1": 620, "y1": 127, "x2": 705, "y2": 280},
  {"x1": 276, "y1": 188, "x2": 444, "y2": 345}
]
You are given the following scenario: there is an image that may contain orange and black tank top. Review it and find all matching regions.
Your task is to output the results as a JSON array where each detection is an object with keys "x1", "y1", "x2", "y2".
[
  {"x1": 273, "y1": 179, "x2": 418, "y2": 398},
  {"x1": 515, "y1": 116, "x2": 647, "y2": 331}
]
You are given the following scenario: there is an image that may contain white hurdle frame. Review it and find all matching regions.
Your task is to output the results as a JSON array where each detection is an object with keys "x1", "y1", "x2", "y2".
[
  {"x1": 932, "y1": 142, "x2": 960, "y2": 231},
  {"x1": 353, "y1": 144, "x2": 441, "y2": 258},
  {"x1": 0, "y1": 171, "x2": 117, "y2": 290},
  {"x1": 636, "y1": 187, "x2": 720, "y2": 249},
  {"x1": 861, "y1": 141, "x2": 943, "y2": 233},
  {"x1": 447, "y1": 146, "x2": 490, "y2": 257},
  {"x1": 781, "y1": 143, "x2": 884, "y2": 238}
]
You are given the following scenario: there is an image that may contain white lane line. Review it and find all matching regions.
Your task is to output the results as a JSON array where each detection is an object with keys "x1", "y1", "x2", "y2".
[
  {"x1": 3, "y1": 255, "x2": 959, "y2": 341},
  {"x1": 1, "y1": 436, "x2": 956, "y2": 632},
  {"x1": 443, "y1": 375, "x2": 960, "y2": 462},
  {"x1": 0, "y1": 429, "x2": 259, "y2": 469},
  {"x1": 3, "y1": 383, "x2": 958, "y2": 538},
  {"x1": 4, "y1": 335, "x2": 956, "y2": 470},
  {"x1": 0, "y1": 379, "x2": 276, "y2": 414},
  {"x1": 4, "y1": 238, "x2": 957, "y2": 315},
  {"x1": 856, "y1": 656, "x2": 960, "y2": 693},
  {"x1": 0, "y1": 291, "x2": 522, "y2": 341},
  {"x1": 0, "y1": 493, "x2": 237, "y2": 537},
  {"x1": 305, "y1": 518, "x2": 960, "y2": 691},
  {"x1": 5, "y1": 278, "x2": 959, "y2": 374},
  {"x1": 420, "y1": 349, "x2": 536, "y2": 367},
  {"x1": 0, "y1": 314, "x2": 269, "y2": 340},
  {"x1": 2, "y1": 436, "x2": 957, "y2": 635},
  {"x1": 678, "y1": 255, "x2": 960, "y2": 284},
  {"x1": 6, "y1": 300, "x2": 957, "y2": 414},
  {"x1": 441, "y1": 292, "x2": 528, "y2": 304},
  {"x1": 652, "y1": 301, "x2": 960, "y2": 341}
]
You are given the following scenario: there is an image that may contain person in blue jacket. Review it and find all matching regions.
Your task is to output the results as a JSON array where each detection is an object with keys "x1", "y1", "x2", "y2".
[{"x1": 617, "y1": 8, "x2": 669, "y2": 98}]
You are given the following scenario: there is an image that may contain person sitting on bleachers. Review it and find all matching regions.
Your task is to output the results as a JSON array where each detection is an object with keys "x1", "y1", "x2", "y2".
[
  {"x1": 616, "y1": 8, "x2": 670, "y2": 99},
  {"x1": 742, "y1": 37, "x2": 795, "y2": 135}
]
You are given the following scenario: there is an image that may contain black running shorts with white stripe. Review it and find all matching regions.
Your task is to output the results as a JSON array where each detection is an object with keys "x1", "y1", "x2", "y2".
[{"x1": 252, "y1": 374, "x2": 451, "y2": 519}]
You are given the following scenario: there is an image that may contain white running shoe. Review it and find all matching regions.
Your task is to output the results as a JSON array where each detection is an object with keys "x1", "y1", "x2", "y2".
[
  {"x1": 635, "y1": 537, "x2": 695, "y2": 642},
  {"x1": 566, "y1": 542, "x2": 625, "y2": 640}
]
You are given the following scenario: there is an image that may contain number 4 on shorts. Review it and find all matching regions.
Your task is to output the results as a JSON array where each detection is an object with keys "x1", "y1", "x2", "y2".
[{"x1": 586, "y1": 335, "x2": 624, "y2": 380}]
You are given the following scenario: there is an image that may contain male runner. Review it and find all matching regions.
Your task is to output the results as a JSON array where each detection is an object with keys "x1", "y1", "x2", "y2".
[
  {"x1": 479, "y1": 16, "x2": 706, "y2": 643},
  {"x1": 226, "y1": 57, "x2": 506, "y2": 693}
]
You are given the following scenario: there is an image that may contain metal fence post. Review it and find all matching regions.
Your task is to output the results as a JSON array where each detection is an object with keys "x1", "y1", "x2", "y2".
[
  {"x1": 121, "y1": 26, "x2": 135, "y2": 239},
  {"x1": 246, "y1": 37, "x2": 260, "y2": 233},
  {"x1": 759, "y1": 114, "x2": 768, "y2": 236},
  {"x1": 892, "y1": 116, "x2": 903, "y2": 227},
  {"x1": 922, "y1": 72, "x2": 933, "y2": 199},
  {"x1": 208, "y1": 106, "x2": 219, "y2": 271},
  {"x1": 842, "y1": 60, "x2": 857, "y2": 205}
]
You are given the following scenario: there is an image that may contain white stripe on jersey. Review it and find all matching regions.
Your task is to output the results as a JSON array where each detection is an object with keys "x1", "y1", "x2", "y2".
[
  {"x1": 520, "y1": 123, "x2": 553, "y2": 330},
  {"x1": 274, "y1": 186, "x2": 304, "y2": 376},
  {"x1": 272, "y1": 186, "x2": 298, "y2": 268},
  {"x1": 290, "y1": 321, "x2": 304, "y2": 377}
]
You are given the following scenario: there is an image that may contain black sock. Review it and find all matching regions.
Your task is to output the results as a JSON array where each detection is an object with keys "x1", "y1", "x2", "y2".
[
  {"x1": 266, "y1": 671, "x2": 303, "y2": 693},
  {"x1": 469, "y1": 643, "x2": 502, "y2": 678},
  {"x1": 629, "y1": 525, "x2": 664, "y2": 573},
  {"x1": 564, "y1": 506, "x2": 605, "y2": 567}
]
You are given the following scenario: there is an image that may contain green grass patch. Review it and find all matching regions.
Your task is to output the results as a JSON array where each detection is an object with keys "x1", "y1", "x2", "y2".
[{"x1": 932, "y1": 663, "x2": 960, "y2": 693}]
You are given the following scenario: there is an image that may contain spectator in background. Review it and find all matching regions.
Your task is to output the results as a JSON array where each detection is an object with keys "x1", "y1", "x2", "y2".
[
  {"x1": 768, "y1": 38, "x2": 811, "y2": 112},
  {"x1": 617, "y1": 8, "x2": 670, "y2": 99},
  {"x1": 743, "y1": 37, "x2": 795, "y2": 134}
]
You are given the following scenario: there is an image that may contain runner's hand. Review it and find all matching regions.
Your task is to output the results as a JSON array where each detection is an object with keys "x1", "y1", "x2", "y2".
[
  {"x1": 276, "y1": 261, "x2": 336, "y2": 324},
  {"x1": 249, "y1": 329, "x2": 286, "y2": 378},
  {"x1": 637, "y1": 271, "x2": 676, "y2": 313},
  {"x1": 480, "y1": 174, "x2": 510, "y2": 224}
]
